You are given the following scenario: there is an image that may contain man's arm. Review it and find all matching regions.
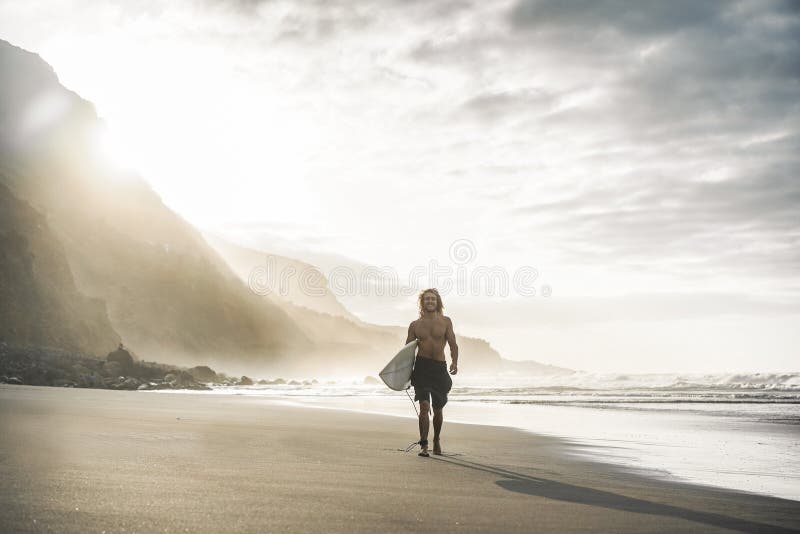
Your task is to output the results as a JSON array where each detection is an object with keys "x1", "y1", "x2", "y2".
[
  {"x1": 446, "y1": 317, "x2": 458, "y2": 375},
  {"x1": 405, "y1": 320, "x2": 417, "y2": 345}
]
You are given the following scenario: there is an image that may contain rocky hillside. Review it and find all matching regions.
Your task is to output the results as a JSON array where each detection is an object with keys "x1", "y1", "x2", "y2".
[
  {"x1": 203, "y1": 232, "x2": 358, "y2": 321},
  {"x1": 0, "y1": 38, "x2": 310, "y2": 368},
  {"x1": 0, "y1": 182, "x2": 120, "y2": 354},
  {"x1": 200, "y1": 235, "x2": 511, "y2": 375}
]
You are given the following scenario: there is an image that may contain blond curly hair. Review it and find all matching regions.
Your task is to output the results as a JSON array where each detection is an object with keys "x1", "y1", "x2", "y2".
[{"x1": 417, "y1": 288, "x2": 444, "y2": 317}]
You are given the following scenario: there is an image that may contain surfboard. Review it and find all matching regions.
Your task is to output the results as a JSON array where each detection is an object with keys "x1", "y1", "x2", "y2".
[{"x1": 379, "y1": 339, "x2": 417, "y2": 391}]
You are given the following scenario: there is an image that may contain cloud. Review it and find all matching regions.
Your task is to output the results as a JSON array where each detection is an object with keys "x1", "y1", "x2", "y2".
[
  {"x1": 459, "y1": 88, "x2": 557, "y2": 123},
  {"x1": 409, "y1": 1, "x2": 799, "y2": 126},
  {"x1": 512, "y1": 149, "x2": 800, "y2": 279},
  {"x1": 508, "y1": 0, "x2": 723, "y2": 36},
  {"x1": 396, "y1": 0, "x2": 800, "y2": 285}
]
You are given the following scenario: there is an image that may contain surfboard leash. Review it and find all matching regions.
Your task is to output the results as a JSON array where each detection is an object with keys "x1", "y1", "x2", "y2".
[
  {"x1": 404, "y1": 440, "x2": 421, "y2": 452},
  {"x1": 405, "y1": 388, "x2": 419, "y2": 417},
  {"x1": 403, "y1": 388, "x2": 421, "y2": 452}
]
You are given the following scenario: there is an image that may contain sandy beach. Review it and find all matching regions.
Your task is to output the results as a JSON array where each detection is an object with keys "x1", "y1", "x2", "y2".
[{"x1": 1, "y1": 385, "x2": 798, "y2": 533}]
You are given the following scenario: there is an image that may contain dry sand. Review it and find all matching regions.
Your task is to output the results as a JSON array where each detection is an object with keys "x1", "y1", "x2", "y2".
[{"x1": 1, "y1": 384, "x2": 798, "y2": 533}]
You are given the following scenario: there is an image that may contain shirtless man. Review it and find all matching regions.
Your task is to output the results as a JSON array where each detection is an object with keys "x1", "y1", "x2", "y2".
[{"x1": 406, "y1": 288, "x2": 458, "y2": 457}]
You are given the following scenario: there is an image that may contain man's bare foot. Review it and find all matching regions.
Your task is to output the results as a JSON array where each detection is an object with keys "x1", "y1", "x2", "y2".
[
  {"x1": 433, "y1": 438, "x2": 442, "y2": 455},
  {"x1": 418, "y1": 439, "x2": 430, "y2": 457}
]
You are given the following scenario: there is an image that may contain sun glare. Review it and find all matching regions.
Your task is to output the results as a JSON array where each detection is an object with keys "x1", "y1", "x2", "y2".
[{"x1": 93, "y1": 124, "x2": 139, "y2": 174}]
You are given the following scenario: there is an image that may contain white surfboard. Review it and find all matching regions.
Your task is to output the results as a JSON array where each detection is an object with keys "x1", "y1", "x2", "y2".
[{"x1": 379, "y1": 339, "x2": 418, "y2": 391}]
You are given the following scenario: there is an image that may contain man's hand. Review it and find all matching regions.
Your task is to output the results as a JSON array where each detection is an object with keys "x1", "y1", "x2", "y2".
[{"x1": 445, "y1": 317, "x2": 458, "y2": 375}]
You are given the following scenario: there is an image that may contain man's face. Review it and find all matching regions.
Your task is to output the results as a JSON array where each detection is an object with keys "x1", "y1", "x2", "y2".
[{"x1": 423, "y1": 292, "x2": 438, "y2": 312}]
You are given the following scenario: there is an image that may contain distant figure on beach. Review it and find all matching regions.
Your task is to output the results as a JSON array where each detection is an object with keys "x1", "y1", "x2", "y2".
[{"x1": 406, "y1": 288, "x2": 458, "y2": 457}]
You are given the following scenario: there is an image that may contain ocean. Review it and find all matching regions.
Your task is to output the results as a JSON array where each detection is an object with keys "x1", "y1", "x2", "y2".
[{"x1": 156, "y1": 372, "x2": 800, "y2": 501}]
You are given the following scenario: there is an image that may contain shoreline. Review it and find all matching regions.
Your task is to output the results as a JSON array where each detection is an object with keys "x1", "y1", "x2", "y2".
[
  {"x1": 2, "y1": 384, "x2": 799, "y2": 533},
  {"x1": 148, "y1": 386, "x2": 800, "y2": 502}
]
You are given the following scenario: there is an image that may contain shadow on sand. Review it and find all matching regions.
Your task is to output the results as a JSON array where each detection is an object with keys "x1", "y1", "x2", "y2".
[{"x1": 433, "y1": 455, "x2": 796, "y2": 534}]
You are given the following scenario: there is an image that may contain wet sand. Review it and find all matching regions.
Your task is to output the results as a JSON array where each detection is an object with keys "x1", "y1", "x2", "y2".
[{"x1": 1, "y1": 385, "x2": 798, "y2": 533}]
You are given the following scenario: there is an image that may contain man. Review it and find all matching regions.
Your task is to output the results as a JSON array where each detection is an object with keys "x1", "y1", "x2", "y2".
[{"x1": 406, "y1": 288, "x2": 458, "y2": 457}]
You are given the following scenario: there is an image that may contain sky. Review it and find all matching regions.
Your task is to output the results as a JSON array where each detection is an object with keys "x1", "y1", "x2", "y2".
[{"x1": 1, "y1": 0, "x2": 799, "y2": 372}]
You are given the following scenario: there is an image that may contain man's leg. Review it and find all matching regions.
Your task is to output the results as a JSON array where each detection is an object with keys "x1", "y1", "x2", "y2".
[
  {"x1": 418, "y1": 400, "x2": 430, "y2": 453},
  {"x1": 432, "y1": 407, "x2": 443, "y2": 455}
]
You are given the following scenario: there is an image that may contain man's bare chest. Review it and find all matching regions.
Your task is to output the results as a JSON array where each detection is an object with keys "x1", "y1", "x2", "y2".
[{"x1": 416, "y1": 319, "x2": 447, "y2": 340}]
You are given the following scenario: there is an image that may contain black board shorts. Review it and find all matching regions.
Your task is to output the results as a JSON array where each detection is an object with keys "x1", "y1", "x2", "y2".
[{"x1": 411, "y1": 357, "x2": 453, "y2": 409}]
